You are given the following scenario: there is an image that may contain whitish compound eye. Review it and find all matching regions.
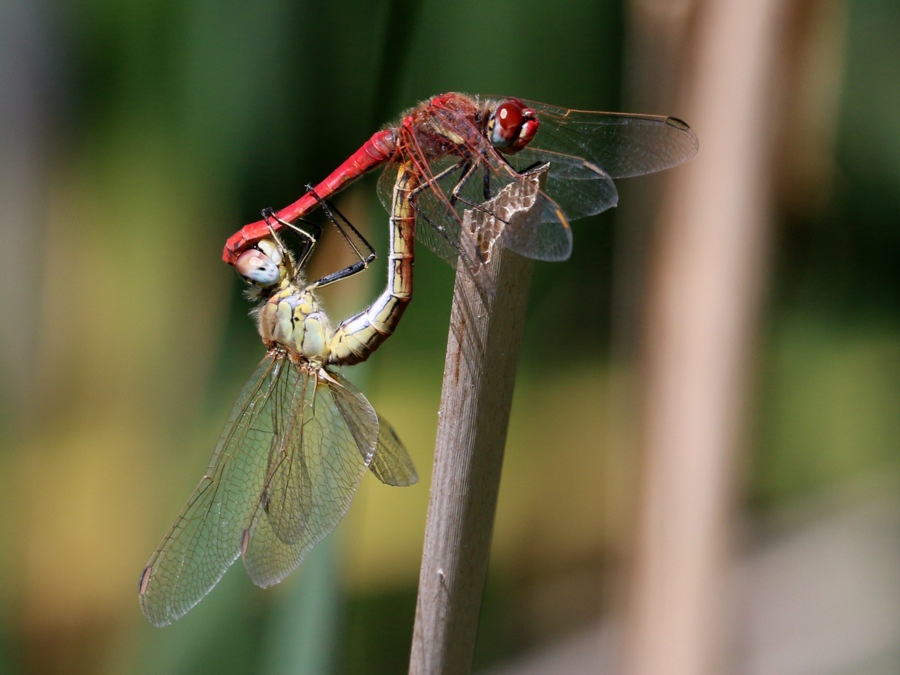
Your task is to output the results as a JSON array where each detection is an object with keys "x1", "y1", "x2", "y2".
[{"x1": 235, "y1": 243, "x2": 280, "y2": 286}]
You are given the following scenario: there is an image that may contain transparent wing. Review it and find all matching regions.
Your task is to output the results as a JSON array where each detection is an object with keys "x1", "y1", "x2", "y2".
[
  {"x1": 139, "y1": 353, "x2": 289, "y2": 627},
  {"x1": 368, "y1": 413, "x2": 418, "y2": 487},
  {"x1": 241, "y1": 367, "x2": 384, "y2": 588},
  {"x1": 510, "y1": 146, "x2": 621, "y2": 224},
  {"x1": 512, "y1": 100, "x2": 699, "y2": 220}
]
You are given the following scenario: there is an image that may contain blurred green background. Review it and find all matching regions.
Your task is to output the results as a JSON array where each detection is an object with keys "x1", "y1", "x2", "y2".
[{"x1": 1, "y1": 0, "x2": 899, "y2": 673}]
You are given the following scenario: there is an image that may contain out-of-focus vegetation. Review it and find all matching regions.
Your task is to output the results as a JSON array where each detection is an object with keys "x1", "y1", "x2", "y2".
[{"x1": 1, "y1": 1, "x2": 899, "y2": 673}]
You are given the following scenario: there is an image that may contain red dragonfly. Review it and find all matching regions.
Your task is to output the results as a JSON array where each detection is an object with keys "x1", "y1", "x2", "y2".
[{"x1": 223, "y1": 93, "x2": 697, "y2": 274}]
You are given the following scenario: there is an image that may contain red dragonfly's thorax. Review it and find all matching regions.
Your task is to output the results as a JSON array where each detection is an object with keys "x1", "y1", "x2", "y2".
[
  {"x1": 401, "y1": 93, "x2": 539, "y2": 160},
  {"x1": 400, "y1": 94, "x2": 485, "y2": 160}
]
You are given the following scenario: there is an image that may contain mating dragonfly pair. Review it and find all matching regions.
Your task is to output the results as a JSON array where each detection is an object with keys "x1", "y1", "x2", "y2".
[{"x1": 139, "y1": 93, "x2": 699, "y2": 626}]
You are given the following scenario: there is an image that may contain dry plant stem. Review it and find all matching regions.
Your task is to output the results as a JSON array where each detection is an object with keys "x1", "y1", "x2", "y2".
[
  {"x1": 409, "y1": 171, "x2": 544, "y2": 675},
  {"x1": 623, "y1": 1, "x2": 792, "y2": 673}
]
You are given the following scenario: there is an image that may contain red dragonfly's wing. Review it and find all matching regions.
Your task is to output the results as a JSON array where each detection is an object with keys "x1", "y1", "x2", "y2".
[{"x1": 512, "y1": 100, "x2": 699, "y2": 221}]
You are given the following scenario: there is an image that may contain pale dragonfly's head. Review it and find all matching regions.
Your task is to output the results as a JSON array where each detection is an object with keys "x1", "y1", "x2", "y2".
[{"x1": 234, "y1": 238, "x2": 300, "y2": 298}]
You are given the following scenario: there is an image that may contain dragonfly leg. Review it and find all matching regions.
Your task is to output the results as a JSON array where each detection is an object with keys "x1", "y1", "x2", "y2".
[
  {"x1": 406, "y1": 158, "x2": 506, "y2": 225},
  {"x1": 261, "y1": 208, "x2": 322, "y2": 269},
  {"x1": 445, "y1": 162, "x2": 513, "y2": 228},
  {"x1": 304, "y1": 187, "x2": 378, "y2": 289}
]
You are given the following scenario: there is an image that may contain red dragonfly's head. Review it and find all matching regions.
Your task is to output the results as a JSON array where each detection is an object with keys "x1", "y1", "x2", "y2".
[{"x1": 487, "y1": 98, "x2": 539, "y2": 154}]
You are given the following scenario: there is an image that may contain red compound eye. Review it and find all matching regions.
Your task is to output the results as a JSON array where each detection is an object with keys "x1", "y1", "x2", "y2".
[
  {"x1": 489, "y1": 99, "x2": 538, "y2": 153},
  {"x1": 495, "y1": 100, "x2": 524, "y2": 131}
]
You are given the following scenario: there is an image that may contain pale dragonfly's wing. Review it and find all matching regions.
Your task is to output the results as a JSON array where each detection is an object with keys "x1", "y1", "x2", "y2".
[
  {"x1": 140, "y1": 354, "x2": 417, "y2": 625},
  {"x1": 241, "y1": 366, "x2": 416, "y2": 587},
  {"x1": 139, "y1": 352, "x2": 287, "y2": 626}
]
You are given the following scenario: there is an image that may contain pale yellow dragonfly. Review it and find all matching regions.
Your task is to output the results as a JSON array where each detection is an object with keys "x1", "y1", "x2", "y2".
[{"x1": 139, "y1": 180, "x2": 419, "y2": 626}]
